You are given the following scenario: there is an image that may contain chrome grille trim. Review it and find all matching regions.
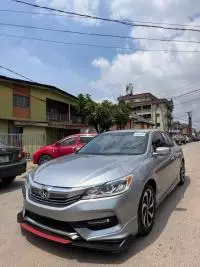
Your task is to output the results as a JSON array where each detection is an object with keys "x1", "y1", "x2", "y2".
[
  {"x1": 29, "y1": 184, "x2": 83, "y2": 207},
  {"x1": 29, "y1": 192, "x2": 81, "y2": 207}
]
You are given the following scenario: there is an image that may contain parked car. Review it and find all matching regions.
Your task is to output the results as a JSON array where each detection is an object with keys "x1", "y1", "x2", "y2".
[
  {"x1": 191, "y1": 136, "x2": 200, "y2": 142},
  {"x1": 172, "y1": 135, "x2": 186, "y2": 145},
  {"x1": 0, "y1": 142, "x2": 26, "y2": 186},
  {"x1": 32, "y1": 133, "x2": 97, "y2": 165},
  {"x1": 18, "y1": 130, "x2": 185, "y2": 252}
]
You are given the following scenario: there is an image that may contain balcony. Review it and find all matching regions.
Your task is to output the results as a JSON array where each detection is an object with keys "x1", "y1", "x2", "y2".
[
  {"x1": 47, "y1": 110, "x2": 69, "y2": 122},
  {"x1": 46, "y1": 111, "x2": 82, "y2": 125}
]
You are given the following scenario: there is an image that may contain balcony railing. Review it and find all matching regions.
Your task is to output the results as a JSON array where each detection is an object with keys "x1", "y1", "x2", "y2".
[
  {"x1": 46, "y1": 111, "x2": 83, "y2": 124},
  {"x1": 47, "y1": 111, "x2": 69, "y2": 122}
]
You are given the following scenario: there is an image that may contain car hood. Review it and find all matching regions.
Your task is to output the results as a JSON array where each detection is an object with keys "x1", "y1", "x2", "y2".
[{"x1": 33, "y1": 154, "x2": 144, "y2": 188}]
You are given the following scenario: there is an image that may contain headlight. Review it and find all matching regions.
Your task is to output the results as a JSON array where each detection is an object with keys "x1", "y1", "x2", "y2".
[
  {"x1": 24, "y1": 169, "x2": 36, "y2": 189},
  {"x1": 82, "y1": 175, "x2": 133, "y2": 199}
]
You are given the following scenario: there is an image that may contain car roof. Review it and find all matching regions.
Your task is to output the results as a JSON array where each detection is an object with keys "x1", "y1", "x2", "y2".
[
  {"x1": 104, "y1": 129, "x2": 158, "y2": 134},
  {"x1": 64, "y1": 133, "x2": 97, "y2": 138}
]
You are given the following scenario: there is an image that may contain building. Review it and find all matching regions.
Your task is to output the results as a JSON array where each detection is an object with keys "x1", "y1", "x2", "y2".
[
  {"x1": 119, "y1": 92, "x2": 173, "y2": 131},
  {"x1": 0, "y1": 75, "x2": 87, "y2": 148},
  {"x1": 128, "y1": 113, "x2": 154, "y2": 129}
]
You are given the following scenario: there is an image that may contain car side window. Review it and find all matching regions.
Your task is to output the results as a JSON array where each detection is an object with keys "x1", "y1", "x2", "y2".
[
  {"x1": 152, "y1": 132, "x2": 166, "y2": 151},
  {"x1": 162, "y1": 133, "x2": 174, "y2": 147},
  {"x1": 59, "y1": 137, "x2": 77, "y2": 147}
]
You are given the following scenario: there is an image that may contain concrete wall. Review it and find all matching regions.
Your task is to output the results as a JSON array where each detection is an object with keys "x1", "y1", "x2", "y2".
[
  {"x1": 23, "y1": 126, "x2": 46, "y2": 135},
  {"x1": 30, "y1": 87, "x2": 76, "y2": 122},
  {"x1": 151, "y1": 103, "x2": 168, "y2": 131},
  {"x1": 22, "y1": 126, "x2": 46, "y2": 156},
  {"x1": 0, "y1": 120, "x2": 8, "y2": 133},
  {"x1": 0, "y1": 85, "x2": 12, "y2": 118}
]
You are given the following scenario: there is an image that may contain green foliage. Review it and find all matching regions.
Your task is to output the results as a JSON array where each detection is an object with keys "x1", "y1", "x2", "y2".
[
  {"x1": 76, "y1": 94, "x2": 131, "y2": 133},
  {"x1": 114, "y1": 100, "x2": 132, "y2": 130}
]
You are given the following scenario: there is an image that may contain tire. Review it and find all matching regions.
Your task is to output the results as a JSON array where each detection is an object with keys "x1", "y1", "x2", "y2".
[
  {"x1": 138, "y1": 184, "x2": 156, "y2": 236},
  {"x1": 179, "y1": 161, "x2": 185, "y2": 186},
  {"x1": 1, "y1": 176, "x2": 16, "y2": 186},
  {"x1": 38, "y1": 155, "x2": 52, "y2": 165}
]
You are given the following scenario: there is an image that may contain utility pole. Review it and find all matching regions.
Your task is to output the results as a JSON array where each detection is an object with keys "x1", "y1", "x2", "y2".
[{"x1": 186, "y1": 111, "x2": 192, "y2": 137}]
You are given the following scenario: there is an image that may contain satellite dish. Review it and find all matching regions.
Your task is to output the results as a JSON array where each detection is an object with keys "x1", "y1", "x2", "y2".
[{"x1": 126, "y1": 83, "x2": 133, "y2": 95}]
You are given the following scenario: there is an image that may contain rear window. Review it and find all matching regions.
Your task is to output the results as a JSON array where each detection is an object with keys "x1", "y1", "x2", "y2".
[{"x1": 80, "y1": 136, "x2": 95, "y2": 144}]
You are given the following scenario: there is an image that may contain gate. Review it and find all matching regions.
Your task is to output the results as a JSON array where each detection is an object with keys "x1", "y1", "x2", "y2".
[{"x1": 0, "y1": 133, "x2": 46, "y2": 159}]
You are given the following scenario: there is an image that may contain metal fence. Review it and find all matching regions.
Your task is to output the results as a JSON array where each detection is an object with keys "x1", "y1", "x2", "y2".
[{"x1": 0, "y1": 133, "x2": 46, "y2": 159}]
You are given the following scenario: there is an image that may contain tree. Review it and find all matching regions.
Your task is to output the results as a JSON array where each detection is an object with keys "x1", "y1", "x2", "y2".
[
  {"x1": 98, "y1": 100, "x2": 115, "y2": 132},
  {"x1": 76, "y1": 94, "x2": 94, "y2": 124},
  {"x1": 114, "y1": 100, "x2": 132, "y2": 129},
  {"x1": 76, "y1": 95, "x2": 131, "y2": 133}
]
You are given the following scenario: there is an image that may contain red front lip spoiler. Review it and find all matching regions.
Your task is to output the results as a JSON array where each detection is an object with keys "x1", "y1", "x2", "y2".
[{"x1": 21, "y1": 223, "x2": 71, "y2": 245}]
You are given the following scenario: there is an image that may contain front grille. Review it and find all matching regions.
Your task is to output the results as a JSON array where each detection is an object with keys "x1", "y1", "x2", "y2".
[
  {"x1": 25, "y1": 210, "x2": 75, "y2": 233},
  {"x1": 29, "y1": 185, "x2": 82, "y2": 207},
  {"x1": 29, "y1": 191, "x2": 81, "y2": 207}
]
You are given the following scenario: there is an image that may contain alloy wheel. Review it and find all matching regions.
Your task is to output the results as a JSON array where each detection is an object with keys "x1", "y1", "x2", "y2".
[
  {"x1": 141, "y1": 188, "x2": 155, "y2": 229},
  {"x1": 179, "y1": 162, "x2": 186, "y2": 185},
  {"x1": 39, "y1": 155, "x2": 51, "y2": 165}
]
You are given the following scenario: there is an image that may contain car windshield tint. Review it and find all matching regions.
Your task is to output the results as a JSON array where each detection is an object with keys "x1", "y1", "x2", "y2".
[
  {"x1": 80, "y1": 136, "x2": 95, "y2": 144},
  {"x1": 77, "y1": 132, "x2": 149, "y2": 155}
]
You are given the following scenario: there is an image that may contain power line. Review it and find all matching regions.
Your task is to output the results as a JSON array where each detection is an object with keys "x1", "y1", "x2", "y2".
[
  {"x1": 0, "y1": 65, "x2": 34, "y2": 82},
  {"x1": 1, "y1": 9, "x2": 200, "y2": 28},
  {"x1": 12, "y1": 0, "x2": 200, "y2": 33},
  {"x1": 1, "y1": 33, "x2": 200, "y2": 53},
  {"x1": 175, "y1": 96, "x2": 200, "y2": 105},
  {"x1": 122, "y1": 18, "x2": 200, "y2": 29},
  {"x1": 1, "y1": 22, "x2": 200, "y2": 44},
  {"x1": 173, "y1": 88, "x2": 200, "y2": 99}
]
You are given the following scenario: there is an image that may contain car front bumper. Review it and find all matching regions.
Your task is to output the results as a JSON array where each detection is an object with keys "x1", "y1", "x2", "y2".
[
  {"x1": 0, "y1": 159, "x2": 27, "y2": 179},
  {"x1": 19, "y1": 182, "x2": 141, "y2": 251},
  {"x1": 17, "y1": 210, "x2": 134, "y2": 252}
]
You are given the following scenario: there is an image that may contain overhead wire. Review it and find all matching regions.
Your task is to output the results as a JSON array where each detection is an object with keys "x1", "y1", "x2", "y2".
[
  {"x1": 1, "y1": 9, "x2": 200, "y2": 28},
  {"x1": 0, "y1": 65, "x2": 34, "y2": 82},
  {"x1": 0, "y1": 22, "x2": 199, "y2": 44},
  {"x1": 174, "y1": 96, "x2": 200, "y2": 105},
  {"x1": 12, "y1": 0, "x2": 200, "y2": 33},
  {"x1": 0, "y1": 33, "x2": 200, "y2": 53},
  {"x1": 173, "y1": 88, "x2": 200, "y2": 99}
]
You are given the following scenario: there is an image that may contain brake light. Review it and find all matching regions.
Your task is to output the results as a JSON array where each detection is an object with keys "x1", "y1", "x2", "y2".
[{"x1": 18, "y1": 151, "x2": 25, "y2": 160}]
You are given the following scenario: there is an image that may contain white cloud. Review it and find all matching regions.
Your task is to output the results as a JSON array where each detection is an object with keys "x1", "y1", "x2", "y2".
[
  {"x1": 109, "y1": 0, "x2": 199, "y2": 23},
  {"x1": 91, "y1": 4, "x2": 200, "y2": 127},
  {"x1": 36, "y1": 0, "x2": 100, "y2": 25}
]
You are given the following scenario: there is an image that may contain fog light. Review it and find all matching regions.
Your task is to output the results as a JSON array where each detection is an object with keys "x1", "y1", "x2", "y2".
[
  {"x1": 86, "y1": 216, "x2": 118, "y2": 230},
  {"x1": 87, "y1": 218, "x2": 111, "y2": 226}
]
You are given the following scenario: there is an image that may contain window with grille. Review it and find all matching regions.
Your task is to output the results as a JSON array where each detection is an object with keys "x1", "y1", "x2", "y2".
[{"x1": 13, "y1": 95, "x2": 30, "y2": 108}]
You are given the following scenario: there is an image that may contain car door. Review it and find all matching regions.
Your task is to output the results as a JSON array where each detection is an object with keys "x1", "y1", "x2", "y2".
[
  {"x1": 58, "y1": 137, "x2": 78, "y2": 157},
  {"x1": 162, "y1": 132, "x2": 182, "y2": 184},
  {"x1": 151, "y1": 132, "x2": 174, "y2": 199}
]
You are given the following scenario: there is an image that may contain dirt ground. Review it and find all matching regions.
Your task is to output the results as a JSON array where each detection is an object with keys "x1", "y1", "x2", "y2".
[{"x1": 0, "y1": 142, "x2": 200, "y2": 267}]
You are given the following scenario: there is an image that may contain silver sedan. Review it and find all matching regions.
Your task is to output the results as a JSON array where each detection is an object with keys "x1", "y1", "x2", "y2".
[{"x1": 18, "y1": 129, "x2": 185, "y2": 252}]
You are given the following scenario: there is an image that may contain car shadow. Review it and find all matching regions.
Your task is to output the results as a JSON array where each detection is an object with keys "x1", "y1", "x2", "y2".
[
  {"x1": 24, "y1": 176, "x2": 190, "y2": 265},
  {"x1": 0, "y1": 178, "x2": 24, "y2": 195}
]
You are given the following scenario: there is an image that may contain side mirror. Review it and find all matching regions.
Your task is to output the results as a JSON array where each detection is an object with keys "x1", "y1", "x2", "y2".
[{"x1": 153, "y1": 147, "x2": 170, "y2": 156}]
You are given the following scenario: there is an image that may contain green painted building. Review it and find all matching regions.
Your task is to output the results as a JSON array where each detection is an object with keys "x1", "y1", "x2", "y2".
[{"x1": 0, "y1": 75, "x2": 87, "y2": 145}]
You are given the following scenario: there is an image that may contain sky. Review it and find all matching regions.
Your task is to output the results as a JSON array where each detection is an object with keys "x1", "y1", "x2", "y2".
[{"x1": 0, "y1": 0, "x2": 200, "y2": 128}]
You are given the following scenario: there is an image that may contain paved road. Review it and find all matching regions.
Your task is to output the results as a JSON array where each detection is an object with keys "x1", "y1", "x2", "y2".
[{"x1": 1, "y1": 142, "x2": 200, "y2": 267}]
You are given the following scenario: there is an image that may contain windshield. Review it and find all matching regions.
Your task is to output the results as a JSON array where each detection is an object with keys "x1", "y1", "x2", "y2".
[
  {"x1": 77, "y1": 131, "x2": 149, "y2": 155},
  {"x1": 80, "y1": 136, "x2": 95, "y2": 144}
]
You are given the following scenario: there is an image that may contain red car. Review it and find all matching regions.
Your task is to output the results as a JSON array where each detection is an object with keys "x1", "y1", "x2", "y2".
[{"x1": 33, "y1": 133, "x2": 97, "y2": 165}]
